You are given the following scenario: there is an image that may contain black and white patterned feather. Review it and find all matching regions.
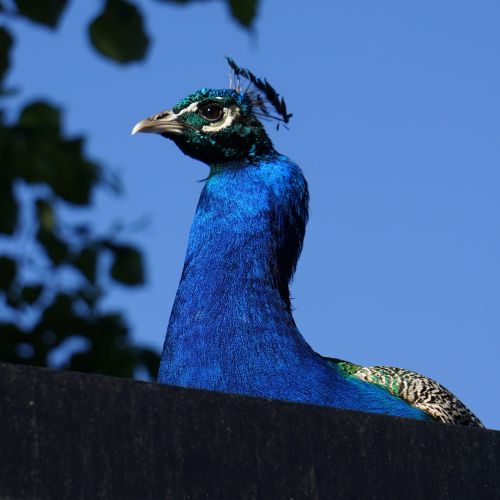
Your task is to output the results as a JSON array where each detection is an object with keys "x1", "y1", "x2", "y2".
[{"x1": 325, "y1": 358, "x2": 484, "y2": 427}]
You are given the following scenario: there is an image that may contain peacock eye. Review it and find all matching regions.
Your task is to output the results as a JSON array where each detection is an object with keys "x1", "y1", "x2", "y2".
[{"x1": 198, "y1": 103, "x2": 224, "y2": 122}]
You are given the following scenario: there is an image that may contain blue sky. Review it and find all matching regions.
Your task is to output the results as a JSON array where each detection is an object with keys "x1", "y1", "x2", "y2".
[{"x1": 4, "y1": 1, "x2": 499, "y2": 428}]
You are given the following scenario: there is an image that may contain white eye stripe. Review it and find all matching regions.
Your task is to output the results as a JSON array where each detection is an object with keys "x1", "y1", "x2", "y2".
[{"x1": 167, "y1": 101, "x2": 199, "y2": 120}]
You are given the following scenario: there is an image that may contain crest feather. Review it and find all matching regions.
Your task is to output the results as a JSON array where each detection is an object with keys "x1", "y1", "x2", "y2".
[{"x1": 226, "y1": 57, "x2": 293, "y2": 128}]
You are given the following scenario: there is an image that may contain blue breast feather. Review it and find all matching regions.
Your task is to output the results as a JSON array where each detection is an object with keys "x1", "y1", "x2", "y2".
[{"x1": 158, "y1": 153, "x2": 430, "y2": 421}]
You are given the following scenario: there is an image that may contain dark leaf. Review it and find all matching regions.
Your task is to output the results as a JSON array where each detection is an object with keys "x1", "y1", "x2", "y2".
[
  {"x1": 48, "y1": 141, "x2": 100, "y2": 205},
  {"x1": 0, "y1": 184, "x2": 18, "y2": 235},
  {"x1": 15, "y1": 342, "x2": 35, "y2": 359},
  {"x1": 37, "y1": 293, "x2": 86, "y2": 341},
  {"x1": 15, "y1": 105, "x2": 100, "y2": 205},
  {"x1": 73, "y1": 246, "x2": 98, "y2": 284},
  {"x1": 0, "y1": 26, "x2": 13, "y2": 86},
  {"x1": 109, "y1": 244, "x2": 144, "y2": 285},
  {"x1": 89, "y1": 0, "x2": 149, "y2": 64},
  {"x1": 21, "y1": 285, "x2": 43, "y2": 305},
  {"x1": 41, "y1": 293, "x2": 72, "y2": 321},
  {"x1": 36, "y1": 227, "x2": 69, "y2": 265},
  {"x1": 76, "y1": 285, "x2": 102, "y2": 308},
  {"x1": 35, "y1": 199, "x2": 68, "y2": 265},
  {"x1": 92, "y1": 312, "x2": 129, "y2": 340},
  {"x1": 0, "y1": 322, "x2": 23, "y2": 339},
  {"x1": 74, "y1": 224, "x2": 90, "y2": 237},
  {"x1": 0, "y1": 322, "x2": 25, "y2": 363},
  {"x1": 0, "y1": 256, "x2": 17, "y2": 290},
  {"x1": 66, "y1": 312, "x2": 135, "y2": 377},
  {"x1": 5, "y1": 284, "x2": 23, "y2": 309},
  {"x1": 14, "y1": 0, "x2": 68, "y2": 28},
  {"x1": 18, "y1": 101, "x2": 61, "y2": 134},
  {"x1": 36, "y1": 199, "x2": 55, "y2": 232},
  {"x1": 139, "y1": 347, "x2": 160, "y2": 379},
  {"x1": 228, "y1": 0, "x2": 258, "y2": 28}
]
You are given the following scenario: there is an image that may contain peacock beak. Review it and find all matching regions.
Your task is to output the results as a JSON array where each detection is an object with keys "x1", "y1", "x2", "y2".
[{"x1": 131, "y1": 110, "x2": 185, "y2": 136}]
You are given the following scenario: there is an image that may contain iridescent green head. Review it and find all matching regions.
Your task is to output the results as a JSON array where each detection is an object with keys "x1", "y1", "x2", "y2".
[{"x1": 132, "y1": 88, "x2": 274, "y2": 165}]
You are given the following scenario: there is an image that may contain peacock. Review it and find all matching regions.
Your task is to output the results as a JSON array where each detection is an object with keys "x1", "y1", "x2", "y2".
[{"x1": 132, "y1": 58, "x2": 483, "y2": 427}]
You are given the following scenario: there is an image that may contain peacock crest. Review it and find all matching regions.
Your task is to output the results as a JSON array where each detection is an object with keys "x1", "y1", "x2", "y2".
[{"x1": 227, "y1": 57, "x2": 292, "y2": 129}]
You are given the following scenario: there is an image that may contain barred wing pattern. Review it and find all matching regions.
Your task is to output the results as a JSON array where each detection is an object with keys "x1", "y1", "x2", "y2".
[{"x1": 326, "y1": 358, "x2": 484, "y2": 427}]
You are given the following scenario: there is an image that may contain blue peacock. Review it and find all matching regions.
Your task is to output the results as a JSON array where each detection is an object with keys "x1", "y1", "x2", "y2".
[{"x1": 133, "y1": 58, "x2": 483, "y2": 427}]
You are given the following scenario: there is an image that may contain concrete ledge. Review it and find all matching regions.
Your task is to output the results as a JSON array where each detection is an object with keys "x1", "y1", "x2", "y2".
[{"x1": 0, "y1": 363, "x2": 498, "y2": 499}]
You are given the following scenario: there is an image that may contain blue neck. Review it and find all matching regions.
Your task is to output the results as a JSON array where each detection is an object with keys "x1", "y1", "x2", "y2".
[
  {"x1": 158, "y1": 153, "x2": 429, "y2": 421},
  {"x1": 159, "y1": 153, "x2": 310, "y2": 386}
]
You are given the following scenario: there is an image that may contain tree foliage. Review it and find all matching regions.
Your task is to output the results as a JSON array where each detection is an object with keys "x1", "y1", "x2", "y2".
[
  {"x1": 8, "y1": 0, "x2": 258, "y2": 63},
  {"x1": 0, "y1": 0, "x2": 257, "y2": 378}
]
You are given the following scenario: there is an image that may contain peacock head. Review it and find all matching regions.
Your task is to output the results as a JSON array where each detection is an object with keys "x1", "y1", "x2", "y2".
[{"x1": 132, "y1": 58, "x2": 292, "y2": 165}]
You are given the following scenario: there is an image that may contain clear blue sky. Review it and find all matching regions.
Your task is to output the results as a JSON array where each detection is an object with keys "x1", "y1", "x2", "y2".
[{"x1": 5, "y1": 1, "x2": 499, "y2": 428}]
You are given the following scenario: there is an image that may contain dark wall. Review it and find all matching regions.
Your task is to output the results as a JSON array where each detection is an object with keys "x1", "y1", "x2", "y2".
[{"x1": 0, "y1": 363, "x2": 498, "y2": 499}]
